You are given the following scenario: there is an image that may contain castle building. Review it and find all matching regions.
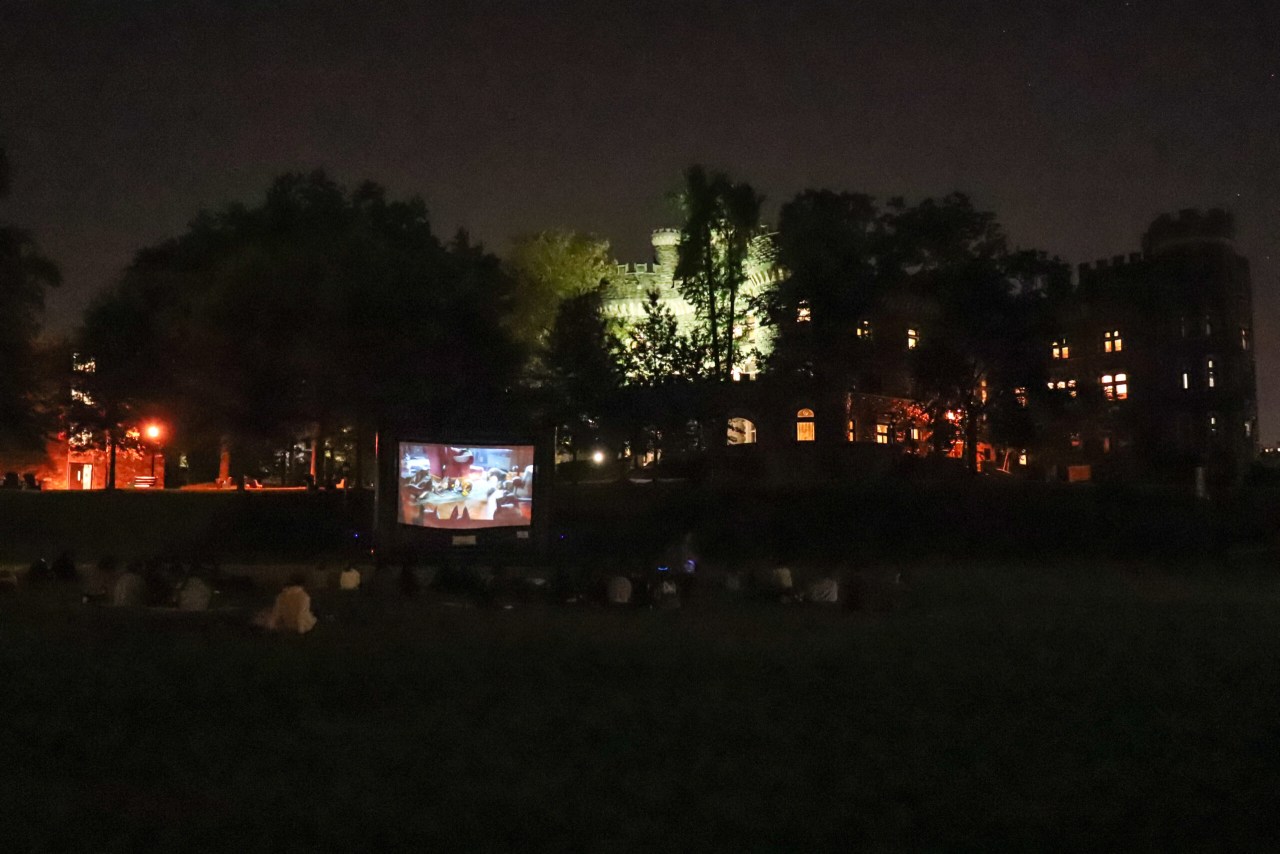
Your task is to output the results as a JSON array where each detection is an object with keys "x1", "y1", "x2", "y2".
[
  {"x1": 602, "y1": 228, "x2": 782, "y2": 379},
  {"x1": 1047, "y1": 209, "x2": 1257, "y2": 485},
  {"x1": 606, "y1": 209, "x2": 1258, "y2": 487}
]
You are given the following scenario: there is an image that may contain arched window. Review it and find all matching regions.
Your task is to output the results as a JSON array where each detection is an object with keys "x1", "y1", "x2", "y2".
[
  {"x1": 727, "y1": 417, "x2": 757, "y2": 445},
  {"x1": 796, "y1": 408, "x2": 815, "y2": 442}
]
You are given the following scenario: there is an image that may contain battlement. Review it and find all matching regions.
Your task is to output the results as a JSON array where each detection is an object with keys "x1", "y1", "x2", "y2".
[
  {"x1": 1142, "y1": 208, "x2": 1235, "y2": 256},
  {"x1": 650, "y1": 228, "x2": 681, "y2": 247},
  {"x1": 1077, "y1": 252, "x2": 1145, "y2": 278}
]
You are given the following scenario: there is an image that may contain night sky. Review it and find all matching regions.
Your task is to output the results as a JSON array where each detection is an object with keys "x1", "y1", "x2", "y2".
[{"x1": 3, "y1": 0, "x2": 1277, "y2": 435}]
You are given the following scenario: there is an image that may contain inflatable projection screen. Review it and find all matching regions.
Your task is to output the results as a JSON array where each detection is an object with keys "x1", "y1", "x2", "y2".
[{"x1": 397, "y1": 443, "x2": 535, "y2": 529}]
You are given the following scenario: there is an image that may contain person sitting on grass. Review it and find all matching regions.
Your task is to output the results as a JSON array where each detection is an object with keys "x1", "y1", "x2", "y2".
[
  {"x1": 82, "y1": 555, "x2": 118, "y2": 604},
  {"x1": 252, "y1": 574, "x2": 318, "y2": 634}
]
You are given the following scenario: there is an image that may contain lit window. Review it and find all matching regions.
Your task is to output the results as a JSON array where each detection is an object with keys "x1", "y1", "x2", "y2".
[
  {"x1": 846, "y1": 420, "x2": 856, "y2": 442},
  {"x1": 1245, "y1": 420, "x2": 1253, "y2": 438},
  {"x1": 910, "y1": 426, "x2": 920, "y2": 442},
  {"x1": 1206, "y1": 358, "x2": 1216, "y2": 389},
  {"x1": 1101, "y1": 373, "x2": 1128, "y2": 401},
  {"x1": 1052, "y1": 339, "x2": 1070, "y2": 360},
  {"x1": 1182, "y1": 369, "x2": 1190, "y2": 390},
  {"x1": 1014, "y1": 387, "x2": 1027, "y2": 407},
  {"x1": 907, "y1": 327, "x2": 919, "y2": 349},
  {"x1": 1104, "y1": 329, "x2": 1122, "y2": 353},
  {"x1": 875, "y1": 423, "x2": 890, "y2": 445},
  {"x1": 1241, "y1": 327, "x2": 1250, "y2": 351},
  {"x1": 1070, "y1": 432, "x2": 1082, "y2": 449},
  {"x1": 1018, "y1": 450, "x2": 1028, "y2": 466},
  {"x1": 796, "y1": 408, "x2": 815, "y2": 442},
  {"x1": 857, "y1": 320, "x2": 873, "y2": 339},
  {"x1": 727, "y1": 417, "x2": 757, "y2": 445},
  {"x1": 979, "y1": 378, "x2": 988, "y2": 404},
  {"x1": 72, "y1": 353, "x2": 96, "y2": 373},
  {"x1": 71, "y1": 388, "x2": 94, "y2": 405},
  {"x1": 797, "y1": 300, "x2": 811, "y2": 323},
  {"x1": 1209, "y1": 413, "x2": 1219, "y2": 436}
]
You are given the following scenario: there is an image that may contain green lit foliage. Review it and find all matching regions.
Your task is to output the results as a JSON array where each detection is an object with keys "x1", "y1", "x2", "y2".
[
  {"x1": 673, "y1": 165, "x2": 764, "y2": 381},
  {"x1": 618, "y1": 290, "x2": 710, "y2": 386},
  {"x1": 505, "y1": 230, "x2": 614, "y2": 357}
]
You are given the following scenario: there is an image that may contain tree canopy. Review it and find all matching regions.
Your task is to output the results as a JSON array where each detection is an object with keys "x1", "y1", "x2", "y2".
[
  {"x1": 673, "y1": 165, "x2": 764, "y2": 381},
  {"x1": 0, "y1": 145, "x2": 61, "y2": 452},
  {"x1": 80, "y1": 171, "x2": 524, "y2": 474},
  {"x1": 504, "y1": 230, "x2": 614, "y2": 357}
]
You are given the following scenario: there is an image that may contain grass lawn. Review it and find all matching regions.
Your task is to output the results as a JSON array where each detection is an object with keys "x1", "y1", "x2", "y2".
[{"x1": 3, "y1": 558, "x2": 1280, "y2": 851}]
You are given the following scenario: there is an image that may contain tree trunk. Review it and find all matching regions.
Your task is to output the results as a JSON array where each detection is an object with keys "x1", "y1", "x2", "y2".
[
  {"x1": 727, "y1": 283, "x2": 738, "y2": 378},
  {"x1": 964, "y1": 402, "x2": 980, "y2": 474},
  {"x1": 106, "y1": 431, "x2": 118, "y2": 490}
]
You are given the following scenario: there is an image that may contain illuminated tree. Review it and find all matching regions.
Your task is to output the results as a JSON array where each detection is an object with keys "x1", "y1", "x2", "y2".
[
  {"x1": 617, "y1": 290, "x2": 710, "y2": 386},
  {"x1": 673, "y1": 165, "x2": 763, "y2": 381},
  {"x1": 505, "y1": 230, "x2": 614, "y2": 356}
]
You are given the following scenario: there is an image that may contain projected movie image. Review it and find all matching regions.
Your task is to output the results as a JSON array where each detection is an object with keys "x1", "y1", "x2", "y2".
[{"x1": 398, "y1": 443, "x2": 535, "y2": 529}]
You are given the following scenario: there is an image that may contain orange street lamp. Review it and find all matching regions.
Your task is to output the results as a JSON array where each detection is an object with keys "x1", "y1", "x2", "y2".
[{"x1": 144, "y1": 422, "x2": 165, "y2": 479}]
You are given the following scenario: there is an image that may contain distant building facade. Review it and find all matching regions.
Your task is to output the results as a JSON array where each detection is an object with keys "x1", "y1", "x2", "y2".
[
  {"x1": 609, "y1": 209, "x2": 1258, "y2": 486},
  {"x1": 1047, "y1": 209, "x2": 1257, "y2": 485}
]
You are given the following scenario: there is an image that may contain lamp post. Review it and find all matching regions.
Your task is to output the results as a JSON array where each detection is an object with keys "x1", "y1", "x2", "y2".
[{"x1": 144, "y1": 422, "x2": 163, "y2": 481}]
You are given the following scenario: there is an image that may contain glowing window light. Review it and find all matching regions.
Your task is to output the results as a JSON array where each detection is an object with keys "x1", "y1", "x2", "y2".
[
  {"x1": 796, "y1": 408, "x2": 815, "y2": 442},
  {"x1": 1052, "y1": 339, "x2": 1070, "y2": 359},
  {"x1": 1206, "y1": 358, "x2": 1216, "y2": 388},
  {"x1": 1101, "y1": 373, "x2": 1127, "y2": 401},
  {"x1": 727, "y1": 417, "x2": 757, "y2": 445},
  {"x1": 1104, "y1": 329, "x2": 1122, "y2": 353},
  {"x1": 797, "y1": 300, "x2": 811, "y2": 323},
  {"x1": 907, "y1": 327, "x2": 919, "y2": 349},
  {"x1": 875, "y1": 423, "x2": 890, "y2": 445}
]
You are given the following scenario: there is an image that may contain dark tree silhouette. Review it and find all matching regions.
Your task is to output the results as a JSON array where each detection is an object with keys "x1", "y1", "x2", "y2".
[
  {"x1": 0, "y1": 145, "x2": 61, "y2": 452},
  {"x1": 80, "y1": 171, "x2": 524, "y2": 482}
]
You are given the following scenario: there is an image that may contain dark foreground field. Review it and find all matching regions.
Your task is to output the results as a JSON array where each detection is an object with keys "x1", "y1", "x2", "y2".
[{"x1": 4, "y1": 559, "x2": 1280, "y2": 851}]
